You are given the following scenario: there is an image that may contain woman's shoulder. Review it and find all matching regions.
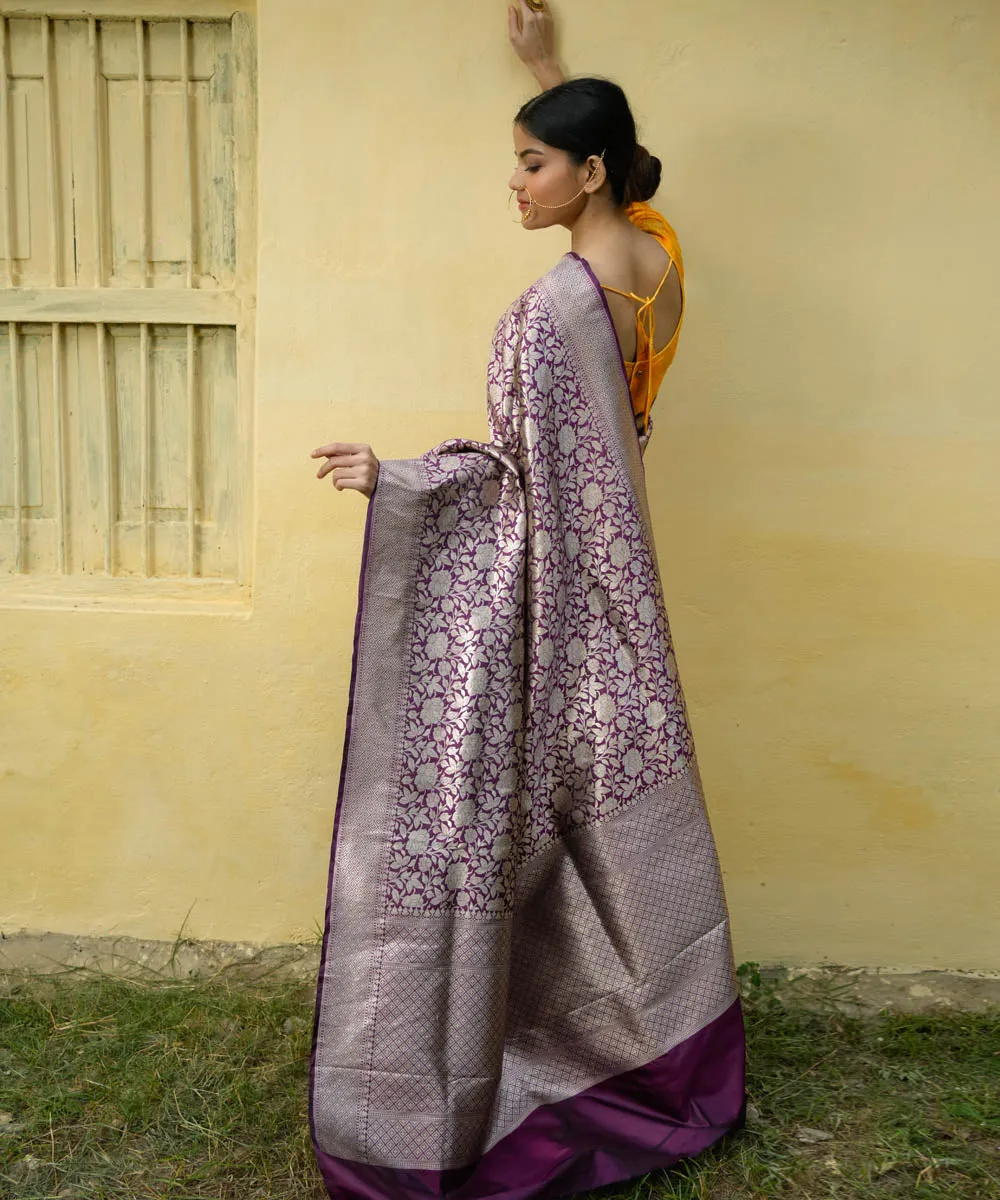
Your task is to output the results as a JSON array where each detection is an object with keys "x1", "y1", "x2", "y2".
[
  {"x1": 491, "y1": 252, "x2": 602, "y2": 364},
  {"x1": 497, "y1": 257, "x2": 575, "y2": 328},
  {"x1": 492, "y1": 279, "x2": 549, "y2": 347},
  {"x1": 624, "y1": 201, "x2": 684, "y2": 276}
]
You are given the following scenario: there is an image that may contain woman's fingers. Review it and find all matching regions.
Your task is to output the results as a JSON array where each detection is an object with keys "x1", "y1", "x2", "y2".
[
  {"x1": 330, "y1": 471, "x2": 377, "y2": 498},
  {"x1": 311, "y1": 442, "x2": 379, "y2": 499},
  {"x1": 509, "y1": 3, "x2": 534, "y2": 52},
  {"x1": 312, "y1": 442, "x2": 371, "y2": 478},
  {"x1": 311, "y1": 440, "x2": 378, "y2": 498},
  {"x1": 319, "y1": 465, "x2": 368, "y2": 490},
  {"x1": 509, "y1": 1, "x2": 554, "y2": 67},
  {"x1": 311, "y1": 441, "x2": 368, "y2": 459},
  {"x1": 330, "y1": 470, "x2": 362, "y2": 488},
  {"x1": 314, "y1": 451, "x2": 364, "y2": 470},
  {"x1": 316, "y1": 455, "x2": 363, "y2": 479}
]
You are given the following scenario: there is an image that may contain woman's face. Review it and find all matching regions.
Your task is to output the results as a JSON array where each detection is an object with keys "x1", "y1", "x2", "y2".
[{"x1": 509, "y1": 123, "x2": 603, "y2": 229}]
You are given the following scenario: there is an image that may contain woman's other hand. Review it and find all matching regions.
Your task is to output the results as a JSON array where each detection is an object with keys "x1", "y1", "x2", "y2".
[
  {"x1": 507, "y1": 1, "x2": 565, "y2": 90},
  {"x1": 311, "y1": 442, "x2": 380, "y2": 499}
]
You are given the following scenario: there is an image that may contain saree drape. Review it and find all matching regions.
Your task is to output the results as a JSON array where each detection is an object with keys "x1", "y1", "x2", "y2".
[{"x1": 310, "y1": 250, "x2": 746, "y2": 1200}]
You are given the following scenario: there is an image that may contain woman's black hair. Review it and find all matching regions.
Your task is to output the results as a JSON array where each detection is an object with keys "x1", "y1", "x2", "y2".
[{"x1": 514, "y1": 77, "x2": 661, "y2": 207}]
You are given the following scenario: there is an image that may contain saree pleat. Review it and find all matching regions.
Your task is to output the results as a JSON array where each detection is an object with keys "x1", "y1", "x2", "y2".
[{"x1": 310, "y1": 252, "x2": 746, "y2": 1199}]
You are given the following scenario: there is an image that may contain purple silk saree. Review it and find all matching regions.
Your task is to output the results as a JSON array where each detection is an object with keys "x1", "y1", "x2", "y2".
[{"x1": 310, "y1": 250, "x2": 746, "y2": 1200}]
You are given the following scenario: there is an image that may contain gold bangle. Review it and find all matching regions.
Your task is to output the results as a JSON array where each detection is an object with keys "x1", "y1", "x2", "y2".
[{"x1": 525, "y1": 0, "x2": 546, "y2": 11}]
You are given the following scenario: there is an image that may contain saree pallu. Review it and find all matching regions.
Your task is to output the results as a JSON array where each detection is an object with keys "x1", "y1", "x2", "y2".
[{"x1": 310, "y1": 251, "x2": 746, "y2": 1200}]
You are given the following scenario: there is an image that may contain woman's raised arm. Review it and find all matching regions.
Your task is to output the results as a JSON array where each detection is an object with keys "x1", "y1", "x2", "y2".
[{"x1": 507, "y1": 0, "x2": 566, "y2": 90}]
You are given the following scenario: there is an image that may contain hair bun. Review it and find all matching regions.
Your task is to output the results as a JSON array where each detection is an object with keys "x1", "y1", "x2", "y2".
[{"x1": 624, "y1": 143, "x2": 662, "y2": 204}]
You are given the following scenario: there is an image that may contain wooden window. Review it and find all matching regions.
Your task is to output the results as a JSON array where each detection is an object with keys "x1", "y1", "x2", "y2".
[{"x1": 0, "y1": 2, "x2": 255, "y2": 611}]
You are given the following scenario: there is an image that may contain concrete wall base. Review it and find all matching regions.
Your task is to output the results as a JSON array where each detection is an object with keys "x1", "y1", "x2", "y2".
[{"x1": 2, "y1": 931, "x2": 999, "y2": 1013}]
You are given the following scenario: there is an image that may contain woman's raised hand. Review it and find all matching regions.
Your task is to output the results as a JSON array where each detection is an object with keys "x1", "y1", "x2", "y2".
[
  {"x1": 507, "y1": 1, "x2": 565, "y2": 90},
  {"x1": 311, "y1": 441, "x2": 380, "y2": 499}
]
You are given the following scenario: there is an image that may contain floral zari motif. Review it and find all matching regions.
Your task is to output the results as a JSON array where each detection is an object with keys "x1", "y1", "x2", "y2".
[{"x1": 386, "y1": 285, "x2": 695, "y2": 915}]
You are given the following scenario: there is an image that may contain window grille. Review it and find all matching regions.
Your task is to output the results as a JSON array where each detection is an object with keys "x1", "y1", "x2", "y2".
[{"x1": 0, "y1": 4, "x2": 255, "y2": 609}]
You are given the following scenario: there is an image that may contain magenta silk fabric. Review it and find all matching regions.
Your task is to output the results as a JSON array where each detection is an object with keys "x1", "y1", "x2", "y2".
[{"x1": 310, "y1": 251, "x2": 746, "y2": 1199}]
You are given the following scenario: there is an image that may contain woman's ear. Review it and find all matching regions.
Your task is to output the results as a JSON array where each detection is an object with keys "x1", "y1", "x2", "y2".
[{"x1": 585, "y1": 155, "x2": 607, "y2": 192}]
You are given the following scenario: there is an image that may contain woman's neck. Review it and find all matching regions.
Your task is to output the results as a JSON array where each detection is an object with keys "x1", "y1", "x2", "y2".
[{"x1": 568, "y1": 197, "x2": 635, "y2": 261}]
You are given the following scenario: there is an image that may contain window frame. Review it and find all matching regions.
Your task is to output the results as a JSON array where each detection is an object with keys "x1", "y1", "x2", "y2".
[{"x1": 0, "y1": 2, "x2": 257, "y2": 613}]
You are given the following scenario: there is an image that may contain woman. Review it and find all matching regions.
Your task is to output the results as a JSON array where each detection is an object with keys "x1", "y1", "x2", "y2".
[{"x1": 308, "y1": 4, "x2": 746, "y2": 1197}]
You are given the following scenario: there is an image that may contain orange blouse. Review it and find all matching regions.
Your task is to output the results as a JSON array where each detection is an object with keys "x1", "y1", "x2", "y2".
[{"x1": 601, "y1": 201, "x2": 686, "y2": 439}]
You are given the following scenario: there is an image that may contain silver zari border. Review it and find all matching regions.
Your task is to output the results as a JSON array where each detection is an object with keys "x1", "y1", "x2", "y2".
[{"x1": 312, "y1": 457, "x2": 431, "y2": 1160}]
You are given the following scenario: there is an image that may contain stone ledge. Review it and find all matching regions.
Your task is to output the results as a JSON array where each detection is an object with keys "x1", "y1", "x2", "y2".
[
  {"x1": 0, "y1": 931, "x2": 320, "y2": 983},
  {"x1": 758, "y1": 964, "x2": 1000, "y2": 1015},
  {"x1": 2, "y1": 931, "x2": 999, "y2": 1013}
]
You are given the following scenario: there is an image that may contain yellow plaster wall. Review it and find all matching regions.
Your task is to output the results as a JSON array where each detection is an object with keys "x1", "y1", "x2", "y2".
[{"x1": 2, "y1": 0, "x2": 998, "y2": 969}]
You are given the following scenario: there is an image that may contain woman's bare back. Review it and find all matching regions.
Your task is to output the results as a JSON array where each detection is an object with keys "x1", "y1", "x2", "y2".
[{"x1": 587, "y1": 226, "x2": 683, "y2": 362}]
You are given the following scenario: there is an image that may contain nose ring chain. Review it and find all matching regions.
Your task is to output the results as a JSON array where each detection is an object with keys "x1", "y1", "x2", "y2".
[{"x1": 510, "y1": 148, "x2": 606, "y2": 222}]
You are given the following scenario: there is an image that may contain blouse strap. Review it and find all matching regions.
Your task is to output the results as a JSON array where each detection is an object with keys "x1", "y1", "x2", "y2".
[
  {"x1": 599, "y1": 254, "x2": 676, "y2": 436},
  {"x1": 600, "y1": 255, "x2": 675, "y2": 309}
]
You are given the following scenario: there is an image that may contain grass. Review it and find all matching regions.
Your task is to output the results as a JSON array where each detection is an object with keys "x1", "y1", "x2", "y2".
[{"x1": 0, "y1": 962, "x2": 998, "y2": 1199}]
